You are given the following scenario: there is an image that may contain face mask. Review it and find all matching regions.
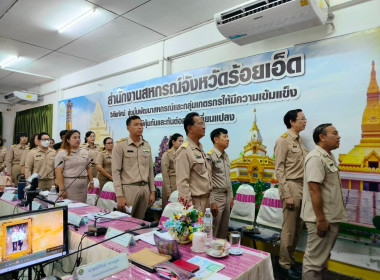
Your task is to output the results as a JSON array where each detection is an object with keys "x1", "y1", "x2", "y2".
[{"x1": 41, "y1": 140, "x2": 50, "y2": 148}]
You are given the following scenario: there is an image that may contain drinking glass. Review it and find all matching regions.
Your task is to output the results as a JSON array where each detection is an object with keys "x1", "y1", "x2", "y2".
[{"x1": 229, "y1": 231, "x2": 241, "y2": 254}]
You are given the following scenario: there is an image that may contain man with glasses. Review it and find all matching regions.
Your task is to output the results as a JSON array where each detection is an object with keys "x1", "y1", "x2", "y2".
[
  {"x1": 25, "y1": 132, "x2": 56, "y2": 190},
  {"x1": 176, "y1": 112, "x2": 212, "y2": 214},
  {"x1": 301, "y1": 124, "x2": 347, "y2": 279},
  {"x1": 274, "y1": 109, "x2": 308, "y2": 279}
]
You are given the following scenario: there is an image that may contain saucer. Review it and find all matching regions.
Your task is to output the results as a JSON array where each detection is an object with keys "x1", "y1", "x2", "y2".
[
  {"x1": 191, "y1": 246, "x2": 206, "y2": 253},
  {"x1": 229, "y1": 248, "x2": 243, "y2": 255},
  {"x1": 206, "y1": 248, "x2": 229, "y2": 258}
]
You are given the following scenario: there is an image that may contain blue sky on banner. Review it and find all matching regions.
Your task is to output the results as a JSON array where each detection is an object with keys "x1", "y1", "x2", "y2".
[{"x1": 58, "y1": 27, "x2": 380, "y2": 160}]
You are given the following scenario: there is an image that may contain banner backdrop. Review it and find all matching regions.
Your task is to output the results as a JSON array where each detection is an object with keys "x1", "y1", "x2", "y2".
[{"x1": 58, "y1": 27, "x2": 380, "y2": 227}]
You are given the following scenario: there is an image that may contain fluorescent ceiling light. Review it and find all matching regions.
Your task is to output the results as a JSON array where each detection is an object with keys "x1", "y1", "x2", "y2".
[
  {"x1": 0, "y1": 57, "x2": 19, "y2": 68},
  {"x1": 1, "y1": 67, "x2": 56, "y2": 80},
  {"x1": 58, "y1": 8, "x2": 96, "y2": 33}
]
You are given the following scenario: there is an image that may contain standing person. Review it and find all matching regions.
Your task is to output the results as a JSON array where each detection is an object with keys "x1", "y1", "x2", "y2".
[
  {"x1": 0, "y1": 137, "x2": 7, "y2": 172},
  {"x1": 112, "y1": 116, "x2": 155, "y2": 220},
  {"x1": 20, "y1": 133, "x2": 40, "y2": 175},
  {"x1": 53, "y1": 130, "x2": 68, "y2": 151},
  {"x1": 176, "y1": 112, "x2": 212, "y2": 214},
  {"x1": 301, "y1": 124, "x2": 347, "y2": 279},
  {"x1": 55, "y1": 130, "x2": 94, "y2": 203},
  {"x1": 161, "y1": 133, "x2": 183, "y2": 208},
  {"x1": 49, "y1": 139, "x2": 55, "y2": 149},
  {"x1": 81, "y1": 131, "x2": 100, "y2": 178},
  {"x1": 11, "y1": 227, "x2": 18, "y2": 252},
  {"x1": 25, "y1": 132, "x2": 56, "y2": 190},
  {"x1": 206, "y1": 128, "x2": 233, "y2": 239},
  {"x1": 5, "y1": 132, "x2": 28, "y2": 184},
  {"x1": 274, "y1": 109, "x2": 307, "y2": 279},
  {"x1": 17, "y1": 228, "x2": 25, "y2": 251},
  {"x1": 96, "y1": 137, "x2": 113, "y2": 192}
]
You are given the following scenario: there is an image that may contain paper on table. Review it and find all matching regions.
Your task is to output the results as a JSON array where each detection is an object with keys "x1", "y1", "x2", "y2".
[
  {"x1": 136, "y1": 230, "x2": 173, "y2": 245},
  {"x1": 68, "y1": 202, "x2": 89, "y2": 208},
  {"x1": 206, "y1": 273, "x2": 231, "y2": 280},
  {"x1": 86, "y1": 211, "x2": 130, "y2": 223},
  {"x1": 187, "y1": 256, "x2": 225, "y2": 279}
]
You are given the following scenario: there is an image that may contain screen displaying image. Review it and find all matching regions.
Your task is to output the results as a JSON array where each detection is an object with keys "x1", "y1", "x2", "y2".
[{"x1": 0, "y1": 207, "x2": 68, "y2": 274}]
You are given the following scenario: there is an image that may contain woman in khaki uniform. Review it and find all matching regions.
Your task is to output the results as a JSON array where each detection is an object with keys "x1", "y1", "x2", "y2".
[
  {"x1": 0, "y1": 137, "x2": 7, "y2": 172},
  {"x1": 80, "y1": 131, "x2": 100, "y2": 178},
  {"x1": 55, "y1": 130, "x2": 94, "y2": 203},
  {"x1": 96, "y1": 137, "x2": 113, "y2": 192},
  {"x1": 161, "y1": 133, "x2": 183, "y2": 208},
  {"x1": 20, "y1": 134, "x2": 40, "y2": 175},
  {"x1": 5, "y1": 132, "x2": 28, "y2": 184}
]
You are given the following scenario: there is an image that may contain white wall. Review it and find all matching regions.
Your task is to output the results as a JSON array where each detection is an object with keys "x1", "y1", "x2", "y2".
[{"x1": 1, "y1": 0, "x2": 379, "y2": 146}]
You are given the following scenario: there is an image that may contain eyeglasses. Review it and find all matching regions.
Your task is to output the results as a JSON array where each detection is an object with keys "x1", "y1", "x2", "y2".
[
  {"x1": 41, "y1": 138, "x2": 50, "y2": 141},
  {"x1": 106, "y1": 142, "x2": 114, "y2": 145},
  {"x1": 296, "y1": 118, "x2": 307, "y2": 121}
]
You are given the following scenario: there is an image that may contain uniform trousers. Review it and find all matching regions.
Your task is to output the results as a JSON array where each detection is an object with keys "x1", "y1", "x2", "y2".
[
  {"x1": 38, "y1": 178, "x2": 55, "y2": 191},
  {"x1": 192, "y1": 194, "x2": 210, "y2": 215},
  {"x1": 122, "y1": 184, "x2": 150, "y2": 220},
  {"x1": 212, "y1": 191, "x2": 231, "y2": 239},
  {"x1": 11, "y1": 164, "x2": 21, "y2": 185},
  {"x1": 279, "y1": 181, "x2": 304, "y2": 269},
  {"x1": 303, "y1": 222, "x2": 339, "y2": 280}
]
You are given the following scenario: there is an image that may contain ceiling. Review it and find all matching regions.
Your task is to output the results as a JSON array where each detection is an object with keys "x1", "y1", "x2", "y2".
[{"x1": 0, "y1": 0, "x2": 248, "y2": 95}]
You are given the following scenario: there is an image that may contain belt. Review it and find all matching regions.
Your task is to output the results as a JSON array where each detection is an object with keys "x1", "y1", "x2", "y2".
[
  {"x1": 287, "y1": 178, "x2": 303, "y2": 184},
  {"x1": 212, "y1": 188, "x2": 228, "y2": 194},
  {"x1": 129, "y1": 181, "x2": 147, "y2": 186},
  {"x1": 192, "y1": 193, "x2": 210, "y2": 198},
  {"x1": 40, "y1": 178, "x2": 54, "y2": 181},
  {"x1": 66, "y1": 176, "x2": 87, "y2": 179}
]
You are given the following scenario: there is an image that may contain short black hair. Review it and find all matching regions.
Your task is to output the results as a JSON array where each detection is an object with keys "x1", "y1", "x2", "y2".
[
  {"x1": 103, "y1": 137, "x2": 113, "y2": 146},
  {"x1": 210, "y1": 128, "x2": 228, "y2": 144},
  {"x1": 169, "y1": 133, "x2": 183, "y2": 149},
  {"x1": 84, "y1": 131, "x2": 95, "y2": 143},
  {"x1": 283, "y1": 109, "x2": 302, "y2": 129},
  {"x1": 312, "y1": 123, "x2": 332, "y2": 144},
  {"x1": 38, "y1": 132, "x2": 50, "y2": 140},
  {"x1": 126, "y1": 115, "x2": 141, "y2": 126},
  {"x1": 59, "y1": 130, "x2": 68, "y2": 138},
  {"x1": 183, "y1": 112, "x2": 199, "y2": 135},
  {"x1": 17, "y1": 132, "x2": 28, "y2": 144}
]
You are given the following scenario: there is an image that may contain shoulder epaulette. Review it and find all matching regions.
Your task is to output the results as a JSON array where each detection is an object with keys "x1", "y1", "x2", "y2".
[
  {"x1": 207, "y1": 149, "x2": 214, "y2": 155},
  {"x1": 117, "y1": 138, "x2": 126, "y2": 143},
  {"x1": 25, "y1": 147, "x2": 30, "y2": 150},
  {"x1": 180, "y1": 141, "x2": 189, "y2": 148},
  {"x1": 11, "y1": 144, "x2": 16, "y2": 147},
  {"x1": 167, "y1": 149, "x2": 171, "y2": 153},
  {"x1": 281, "y1": 133, "x2": 288, "y2": 138}
]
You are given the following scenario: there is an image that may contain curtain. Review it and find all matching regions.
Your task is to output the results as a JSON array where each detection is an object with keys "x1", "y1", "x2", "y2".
[{"x1": 13, "y1": 104, "x2": 53, "y2": 144}]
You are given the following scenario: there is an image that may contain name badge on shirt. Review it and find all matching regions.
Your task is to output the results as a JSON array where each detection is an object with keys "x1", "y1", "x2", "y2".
[
  {"x1": 293, "y1": 145, "x2": 298, "y2": 148},
  {"x1": 194, "y1": 152, "x2": 202, "y2": 159},
  {"x1": 216, "y1": 160, "x2": 222, "y2": 163},
  {"x1": 143, "y1": 149, "x2": 150, "y2": 155},
  {"x1": 36, "y1": 154, "x2": 42, "y2": 158},
  {"x1": 127, "y1": 150, "x2": 134, "y2": 153}
]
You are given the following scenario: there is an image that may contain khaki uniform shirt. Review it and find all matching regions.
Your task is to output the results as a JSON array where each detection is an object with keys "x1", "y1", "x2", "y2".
[
  {"x1": 55, "y1": 148, "x2": 90, "y2": 178},
  {"x1": 112, "y1": 136, "x2": 155, "y2": 197},
  {"x1": 161, "y1": 149, "x2": 177, "y2": 194},
  {"x1": 20, "y1": 148, "x2": 34, "y2": 167},
  {"x1": 96, "y1": 150, "x2": 112, "y2": 180},
  {"x1": 0, "y1": 146, "x2": 7, "y2": 168},
  {"x1": 25, "y1": 147, "x2": 56, "y2": 179},
  {"x1": 176, "y1": 137, "x2": 212, "y2": 202},
  {"x1": 274, "y1": 129, "x2": 308, "y2": 200},
  {"x1": 206, "y1": 147, "x2": 233, "y2": 204},
  {"x1": 80, "y1": 143, "x2": 100, "y2": 165},
  {"x1": 301, "y1": 145, "x2": 348, "y2": 223},
  {"x1": 5, "y1": 144, "x2": 28, "y2": 176}
]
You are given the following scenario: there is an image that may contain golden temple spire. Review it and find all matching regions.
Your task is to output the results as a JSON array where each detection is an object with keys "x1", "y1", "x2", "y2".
[
  {"x1": 361, "y1": 61, "x2": 380, "y2": 141},
  {"x1": 250, "y1": 108, "x2": 262, "y2": 143}
]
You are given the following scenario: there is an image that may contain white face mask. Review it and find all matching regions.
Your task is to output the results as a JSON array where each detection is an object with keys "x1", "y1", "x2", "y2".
[{"x1": 41, "y1": 140, "x2": 50, "y2": 148}]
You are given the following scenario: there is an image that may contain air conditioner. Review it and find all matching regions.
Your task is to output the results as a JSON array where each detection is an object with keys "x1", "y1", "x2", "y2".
[
  {"x1": 4, "y1": 91, "x2": 39, "y2": 104},
  {"x1": 214, "y1": 0, "x2": 329, "y2": 45}
]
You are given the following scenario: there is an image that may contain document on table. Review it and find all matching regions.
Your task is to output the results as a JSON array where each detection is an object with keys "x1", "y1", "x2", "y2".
[
  {"x1": 135, "y1": 230, "x2": 173, "y2": 245},
  {"x1": 187, "y1": 256, "x2": 225, "y2": 279},
  {"x1": 68, "y1": 202, "x2": 89, "y2": 208}
]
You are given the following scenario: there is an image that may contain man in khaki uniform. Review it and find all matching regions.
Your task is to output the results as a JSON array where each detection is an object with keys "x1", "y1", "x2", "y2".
[
  {"x1": 25, "y1": 132, "x2": 56, "y2": 190},
  {"x1": 176, "y1": 112, "x2": 212, "y2": 214},
  {"x1": 206, "y1": 128, "x2": 233, "y2": 239},
  {"x1": 112, "y1": 116, "x2": 156, "y2": 220},
  {"x1": 274, "y1": 109, "x2": 307, "y2": 279},
  {"x1": 5, "y1": 132, "x2": 28, "y2": 184},
  {"x1": 301, "y1": 124, "x2": 347, "y2": 280}
]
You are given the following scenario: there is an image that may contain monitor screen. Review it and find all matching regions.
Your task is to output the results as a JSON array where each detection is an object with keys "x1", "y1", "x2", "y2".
[{"x1": 0, "y1": 206, "x2": 68, "y2": 274}]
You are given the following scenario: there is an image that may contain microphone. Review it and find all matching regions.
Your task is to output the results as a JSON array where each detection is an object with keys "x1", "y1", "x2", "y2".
[{"x1": 55, "y1": 159, "x2": 93, "y2": 203}]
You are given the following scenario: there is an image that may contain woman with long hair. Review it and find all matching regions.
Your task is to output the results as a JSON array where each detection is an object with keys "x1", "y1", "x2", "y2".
[
  {"x1": 81, "y1": 131, "x2": 100, "y2": 178},
  {"x1": 55, "y1": 130, "x2": 94, "y2": 202},
  {"x1": 96, "y1": 137, "x2": 113, "y2": 192},
  {"x1": 161, "y1": 133, "x2": 183, "y2": 207},
  {"x1": 5, "y1": 132, "x2": 28, "y2": 184}
]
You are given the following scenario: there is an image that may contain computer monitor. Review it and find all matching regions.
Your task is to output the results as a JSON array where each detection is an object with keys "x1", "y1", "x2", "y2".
[{"x1": 0, "y1": 206, "x2": 68, "y2": 274}]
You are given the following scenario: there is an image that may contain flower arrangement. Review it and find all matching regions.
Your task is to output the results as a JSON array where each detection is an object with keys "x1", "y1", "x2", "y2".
[{"x1": 163, "y1": 198, "x2": 204, "y2": 243}]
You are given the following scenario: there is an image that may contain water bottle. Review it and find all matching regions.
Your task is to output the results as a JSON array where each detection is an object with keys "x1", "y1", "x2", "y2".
[
  {"x1": 48, "y1": 185, "x2": 58, "y2": 204},
  {"x1": 204, "y1": 208, "x2": 213, "y2": 245},
  {"x1": 17, "y1": 175, "x2": 26, "y2": 200}
]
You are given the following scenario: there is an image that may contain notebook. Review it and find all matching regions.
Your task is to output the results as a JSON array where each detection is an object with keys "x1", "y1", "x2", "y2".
[{"x1": 128, "y1": 248, "x2": 171, "y2": 272}]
